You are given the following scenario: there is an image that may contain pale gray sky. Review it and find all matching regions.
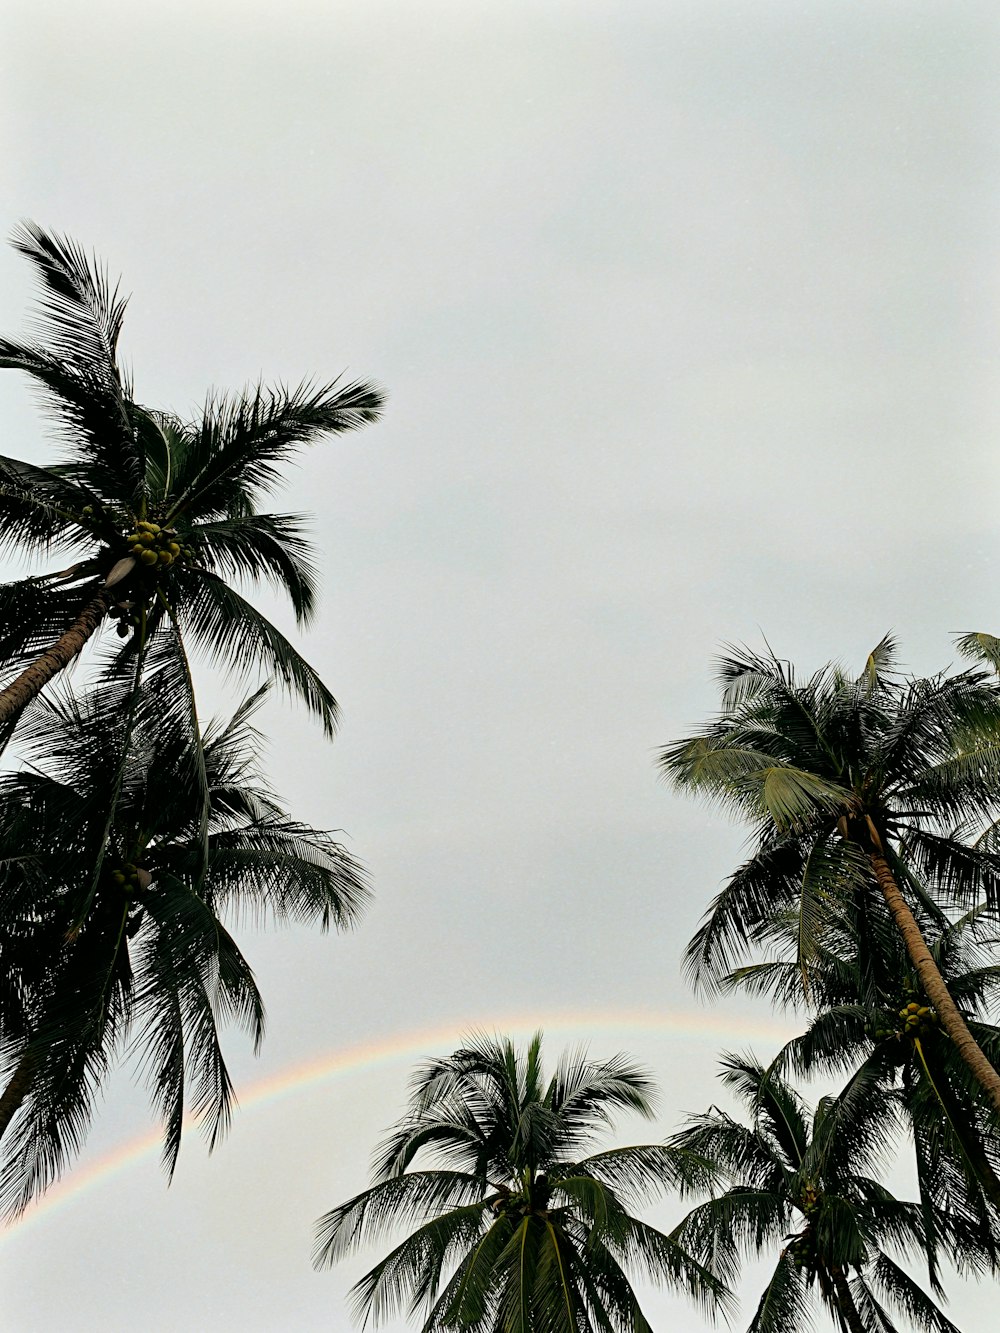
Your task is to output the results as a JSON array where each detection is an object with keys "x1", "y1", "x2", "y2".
[{"x1": 2, "y1": 2, "x2": 999, "y2": 1329}]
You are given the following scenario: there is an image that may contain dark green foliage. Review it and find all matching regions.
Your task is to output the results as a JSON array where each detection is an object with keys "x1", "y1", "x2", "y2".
[
  {"x1": 659, "y1": 637, "x2": 1000, "y2": 991},
  {"x1": 0, "y1": 656, "x2": 369, "y2": 1216},
  {"x1": 736, "y1": 900, "x2": 1000, "y2": 1280},
  {"x1": 666, "y1": 1054, "x2": 982, "y2": 1332},
  {"x1": 0, "y1": 222, "x2": 384, "y2": 734},
  {"x1": 313, "y1": 1032, "x2": 731, "y2": 1331}
]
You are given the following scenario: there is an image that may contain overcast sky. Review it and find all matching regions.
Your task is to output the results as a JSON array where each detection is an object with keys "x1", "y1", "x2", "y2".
[{"x1": 2, "y1": 2, "x2": 1000, "y2": 1329}]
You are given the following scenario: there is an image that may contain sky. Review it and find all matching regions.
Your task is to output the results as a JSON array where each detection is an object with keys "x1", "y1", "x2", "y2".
[{"x1": 1, "y1": 1, "x2": 999, "y2": 1328}]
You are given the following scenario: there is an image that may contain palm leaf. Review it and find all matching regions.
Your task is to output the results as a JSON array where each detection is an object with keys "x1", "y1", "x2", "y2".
[{"x1": 173, "y1": 569, "x2": 339, "y2": 735}]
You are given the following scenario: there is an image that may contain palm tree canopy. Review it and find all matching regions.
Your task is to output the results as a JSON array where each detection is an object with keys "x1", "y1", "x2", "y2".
[
  {"x1": 313, "y1": 1031, "x2": 731, "y2": 1332},
  {"x1": 733, "y1": 897, "x2": 1000, "y2": 1268},
  {"x1": 666, "y1": 1053, "x2": 987, "y2": 1333},
  {"x1": 658, "y1": 637, "x2": 1000, "y2": 991},
  {"x1": 0, "y1": 653, "x2": 370, "y2": 1216},
  {"x1": 0, "y1": 221, "x2": 384, "y2": 734}
]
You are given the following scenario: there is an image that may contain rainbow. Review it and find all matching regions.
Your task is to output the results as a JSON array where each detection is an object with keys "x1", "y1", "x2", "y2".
[{"x1": 1, "y1": 1005, "x2": 795, "y2": 1237}]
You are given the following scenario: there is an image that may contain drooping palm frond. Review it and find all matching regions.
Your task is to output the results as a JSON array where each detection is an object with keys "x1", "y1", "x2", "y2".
[
  {"x1": 743, "y1": 1253, "x2": 810, "y2": 1333},
  {"x1": 957, "y1": 631, "x2": 1000, "y2": 677},
  {"x1": 861, "y1": 1253, "x2": 963, "y2": 1333},
  {"x1": 0, "y1": 454, "x2": 106, "y2": 559},
  {"x1": 191, "y1": 512, "x2": 320, "y2": 626},
  {"x1": 159, "y1": 567, "x2": 340, "y2": 734}
]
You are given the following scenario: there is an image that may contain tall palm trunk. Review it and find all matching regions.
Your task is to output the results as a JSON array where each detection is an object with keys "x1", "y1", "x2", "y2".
[
  {"x1": 868, "y1": 847, "x2": 1000, "y2": 1115},
  {"x1": 0, "y1": 1052, "x2": 35, "y2": 1140},
  {"x1": 0, "y1": 592, "x2": 109, "y2": 733}
]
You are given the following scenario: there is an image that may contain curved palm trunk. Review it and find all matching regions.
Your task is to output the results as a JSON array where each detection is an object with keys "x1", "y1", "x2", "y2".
[
  {"x1": 0, "y1": 1052, "x2": 36, "y2": 1141},
  {"x1": 869, "y1": 850, "x2": 1000, "y2": 1115},
  {"x1": 0, "y1": 592, "x2": 109, "y2": 733}
]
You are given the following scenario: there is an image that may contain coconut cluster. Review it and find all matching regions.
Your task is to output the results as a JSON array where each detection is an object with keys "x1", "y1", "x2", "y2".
[
  {"x1": 787, "y1": 1230, "x2": 816, "y2": 1270},
  {"x1": 799, "y1": 1182, "x2": 820, "y2": 1215},
  {"x1": 109, "y1": 863, "x2": 143, "y2": 894},
  {"x1": 126, "y1": 520, "x2": 193, "y2": 569},
  {"x1": 867, "y1": 999, "x2": 938, "y2": 1043},
  {"x1": 897, "y1": 1000, "x2": 937, "y2": 1036},
  {"x1": 109, "y1": 600, "x2": 143, "y2": 638}
]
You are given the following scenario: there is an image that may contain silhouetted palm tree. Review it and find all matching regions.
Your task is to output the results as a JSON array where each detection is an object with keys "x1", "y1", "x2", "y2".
[
  {"x1": 313, "y1": 1031, "x2": 730, "y2": 1331},
  {"x1": 0, "y1": 221, "x2": 383, "y2": 738},
  {"x1": 660, "y1": 637, "x2": 1000, "y2": 1110},
  {"x1": 0, "y1": 652, "x2": 369, "y2": 1216},
  {"x1": 666, "y1": 1054, "x2": 986, "y2": 1333},
  {"x1": 732, "y1": 897, "x2": 1000, "y2": 1260}
]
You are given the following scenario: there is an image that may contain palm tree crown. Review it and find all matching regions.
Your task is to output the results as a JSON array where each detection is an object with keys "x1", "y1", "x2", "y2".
[
  {"x1": 313, "y1": 1031, "x2": 730, "y2": 1331},
  {"x1": 666, "y1": 1053, "x2": 987, "y2": 1333},
  {"x1": 739, "y1": 898, "x2": 1000, "y2": 1262},
  {"x1": 0, "y1": 221, "x2": 383, "y2": 737},
  {"x1": 659, "y1": 637, "x2": 1000, "y2": 1110}
]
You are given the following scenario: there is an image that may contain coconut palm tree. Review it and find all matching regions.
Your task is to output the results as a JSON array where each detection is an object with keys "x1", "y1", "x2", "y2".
[
  {"x1": 0, "y1": 221, "x2": 383, "y2": 738},
  {"x1": 313, "y1": 1031, "x2": 730, "y2": 1331},
  {"x1": 665, "y1": 1053, "x2": 987, "y2": 1333},
  {"x1": 721, "y1": 893, "x2": 1000, "y2": 1267},
  {"x1": 659, "y1": 637, "x2": 1000, "y2": 1111},
  {"x1": 0, "y1": 649, "x2": 370, "y2": 1216}
]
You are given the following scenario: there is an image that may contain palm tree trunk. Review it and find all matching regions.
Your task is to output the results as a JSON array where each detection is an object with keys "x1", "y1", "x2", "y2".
[
  {"x1": 0, "y1": 1052, "x2": 36, "y2": 1140},
  {"x1": 829, "y1": 1267, "x2": 867, "y2": 1333},
  {"x1": 0, "y1": 592, "x2": 109, "y2": 733},
  {"x1": 869, "y1": 850, "x2": 1000, "y2": 1115}
]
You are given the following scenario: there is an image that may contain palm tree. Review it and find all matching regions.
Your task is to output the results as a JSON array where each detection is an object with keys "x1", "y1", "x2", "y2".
[
  {"x1": 313, "y1": 1031, "x2": 730, "y2": 1331},
  {"x1": 659, "y1": 637, "x2": 1000, "y2": 1111},
  {"x1": 0, "y1": 221, "x2": 383, "y2": 738},
  {"x1": 720, "y1": 889, "x2": 1000, "y2": 1265},
  {"x1": 0, "y1": 650, "x2": 370, "y2": 1216},
  {"x1": 666, "y1": 1053, "x2": 987, "y2": 1333}
]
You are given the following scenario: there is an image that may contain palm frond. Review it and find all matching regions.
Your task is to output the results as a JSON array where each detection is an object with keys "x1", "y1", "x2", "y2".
[
  {"x1": 192, "y1": 512, "x2": 320, "y2": 626},
  {"x1": 173, "y1": 570, "x2": 339, "y2": 734},
  {"x1": 866, "y1": 1252, "x2": 962, "y2": 1333},
  {"x1": 745, "y1": 1252, "x2": 810, "y2": 1333},
  {"x1": 168, "y1": 378, "x2": 384, "y2": 521}
]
